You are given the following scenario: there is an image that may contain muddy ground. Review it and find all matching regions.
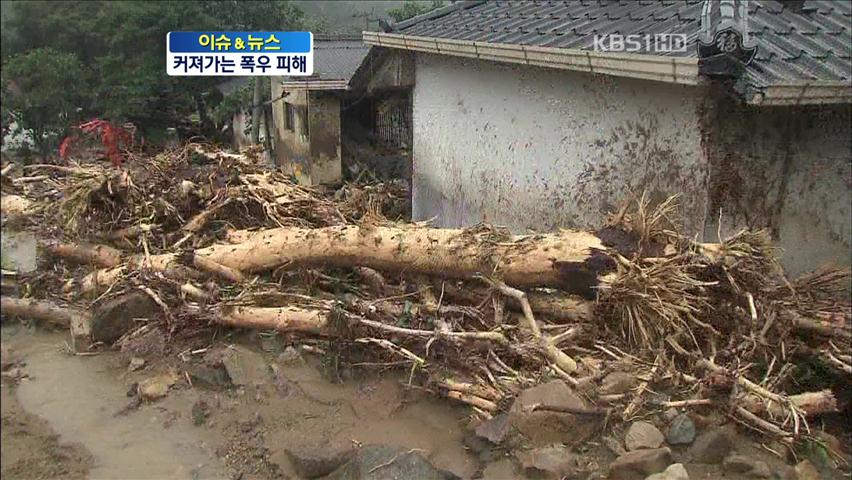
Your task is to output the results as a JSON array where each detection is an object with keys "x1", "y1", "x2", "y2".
[{"x1": 0, "y1": 324, "x2": 481, "y2": 479}]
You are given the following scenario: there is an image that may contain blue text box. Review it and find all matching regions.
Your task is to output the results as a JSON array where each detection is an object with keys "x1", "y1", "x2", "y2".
[{"x1": 168, "y1": 31, "x2": 312, "y2": 53}]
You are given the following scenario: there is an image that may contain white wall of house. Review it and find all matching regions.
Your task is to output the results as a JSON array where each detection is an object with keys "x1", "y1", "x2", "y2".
[
  {"x1": 704, "y1": 102, "x2": 852, "y2": 275},
  {"x1": 411, "y1": 53, "x2": 711, "y2": 235}
]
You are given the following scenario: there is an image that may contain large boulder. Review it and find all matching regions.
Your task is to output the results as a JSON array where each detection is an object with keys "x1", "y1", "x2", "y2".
[
  {"x1": 91, "y1": 291, "x2": 159, "y2": 344},
  {"x1": 323, "y1": 445, "x2": 458, "y2": 480},
  {"x1": 508, "y1": 380, "x2": 596, "y2": 446},
  {"x1": 608, "y1": 447, "x2": 673, "y2": 480},
  {"x1": 688, "y1": 427, "x2": 733, "y2": 464}
]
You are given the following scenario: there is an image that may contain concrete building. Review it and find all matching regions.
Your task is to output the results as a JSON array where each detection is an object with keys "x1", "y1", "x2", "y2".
[
  {"x1": 269, "y1": 35, "x2": 414, "y2": 185},
  {"x1": 363, "y1": 0, "x2": 852, "y2": 274}
]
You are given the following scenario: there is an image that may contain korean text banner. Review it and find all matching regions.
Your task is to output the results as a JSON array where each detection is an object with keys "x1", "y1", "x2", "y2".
[{"x1": 167, "y1": 31, "x2": 313, "y2": 76}]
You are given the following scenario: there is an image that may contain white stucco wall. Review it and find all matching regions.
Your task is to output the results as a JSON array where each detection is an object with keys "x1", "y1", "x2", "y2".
[
  {"x1": 411, "y1": 53, "x2": 710, "y2": 234},
  {"x1": 705, "y1": 102, "x2": 851, "y2": 275}
]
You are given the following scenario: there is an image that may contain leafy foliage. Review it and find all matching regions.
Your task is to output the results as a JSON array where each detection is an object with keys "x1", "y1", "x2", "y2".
[
  {"x1": 1, "y1": 47, "x2": 88, "y2": 153},
  {"x1": 387, "y1": 0, "x2": 444, "y2": 23},
  {"x1": 1, "y1": 1, "x2": 305, "y2": 152}
]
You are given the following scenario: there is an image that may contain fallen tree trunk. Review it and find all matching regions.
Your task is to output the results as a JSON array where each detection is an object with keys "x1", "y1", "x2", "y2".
[
  {"x1": 44, "y1": 242, "x2": 123, "y2": 268},
  {"x1": 0, "y1": 297, "x2": 81, "y2": 328},
  {"x1": 78, "y1": 224, "x2": 615, "y2": 296},
  {"x1": 199, "y1": 224, "x2": 612, "y2": 294},
  {"x1": 743, "y1": 390, "x2": 837, "y2": 417}
]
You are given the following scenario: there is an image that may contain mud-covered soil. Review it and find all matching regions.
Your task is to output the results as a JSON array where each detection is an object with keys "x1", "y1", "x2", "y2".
[{"x1": 1, "y1": 387, "x2": 93, "y2": 479}]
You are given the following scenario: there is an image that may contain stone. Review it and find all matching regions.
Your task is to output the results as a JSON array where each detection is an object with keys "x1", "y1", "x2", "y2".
[
  {"x1": 601, "y1": 371, "x2": 639, "y2": 395},
  {"x1": 782, "y1": 460, "x2": 821, "y2": 480},
  {"x1": 324, "y1": 445, "x2": 457, "y2": 480},
  {"x1": 474, "y1": 413, "x2": 510, "y2": 444},
  {"x1": 723, "y1": 454, "x2": 771, "y2": 478},
  {"x1": 603, "y1": 435, "x2": 627, "y2": 457},
  {"x1": 508, "y1": 380, "x2": 596, "y2": 446},
  {"x1": 286, "y1": 443, "x2": 354, "y2": 478},
  {"x1": 688, "y1": 428, "x2": 732, "y2": 464},
  {"x1": 645, "y1": 463, "x2": 689, "y2": 480},
  {"x1": 515, "y1": 444, "x2": 579, "y2": 479},
  {"x1": 221, "y1": 346, "x2": 270, "y2": 386},
  {"x1": 187, "y1": 364, "x2": 232, "y2": 390},
  {"x1": 625, "y1": 421, "x2": 665, "y2": 451},
  {"x1": 463, "y1": 431, "x2": 497, "y2": 463},
  {"x1": 662, "y1": 408, "x2": 679, "y2": 422},
  {"x1": 666, "y1": 414, "x2": 695, "y2": 445},
  {"x1": 128, "y1": 357, "x2": 146, "y2": 371},
  {"x1": 138, "y1": 372, "x2": 179, "y2": 401},
  {"x1": 608, "y1": 447, "x2": 673, "y2": 480},
  {"x1": 91, "y1": 291, "x2": 159, "y2": 344},
  {"x1": 481, "y1": 459, "x2": 518, "y2": 480},
  {"x1": 278, "y1": 345, "x2": 303, "y2": 364},
  {"x1": 191, "y1": 399, "x2": 209, "y2": 426}
]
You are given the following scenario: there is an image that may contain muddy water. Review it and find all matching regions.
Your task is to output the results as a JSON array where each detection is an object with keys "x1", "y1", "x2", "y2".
[{"x1": 2, "y1": 326, "x2": 478, "y2": 479}]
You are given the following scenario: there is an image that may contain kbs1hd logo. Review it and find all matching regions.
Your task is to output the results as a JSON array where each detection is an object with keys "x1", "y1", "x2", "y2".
[
  {"x1": 594, "y1": 34, "x2": 687, "y2": 54},
  {"x1": 167, "y1": 31, "x2": 313, "y2": 76}
]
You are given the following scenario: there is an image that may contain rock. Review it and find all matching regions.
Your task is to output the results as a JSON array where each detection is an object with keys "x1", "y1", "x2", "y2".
[
  {"x1": 278, "y1": 345, "x2": 303, "y2": 364},
  {"x1": 128, "y1": 357, "x2": 146, "y2": 371},
  {"x1": 324, "y1": 445, "x2": 457, "y2": 480},
  {"x1": 285, "y1": 443, "x2": 354, "y2": 478},
  {"x1": 475, "y1": 413, "x2": 510, "y2": 444},
  {"x1": 603, "y1": 435, "x2": 627, "y2": 456},
  {"x1": 515, "y1": 444, "x2": 580, "y2": 479},
  {"x1": 191, "y1": 399, "x2": 209, "y2": 426},
  {"x1": 625, "y1": 421, "x2": 665, "y2": 451},
  {"x1": 662, "y1": 408, "x2": 679, "y2": 422},
  {"x1": 481, "y1": 459, "x2": 519, "y2": 480},
  {"x1": 463, "y1": 431, "x2": 496, "y2": 463},
  {"x1": 645, "y1": 463, "x2": 689, "y2": 480},
  {"x1": 782, "y1": 460, "x2": 821, "y2": 480},
  {"x1": 221, "y1": 347, "x2": 269, "y2": 387},
  {"x1": 508, "y1": 380, "x2": 596, "y2": 446},
  {"x1": 601, "y1": 371, "x2": 639, "y2": 395},
  {"x1": 688, "y1": 427, "x2": 732, "y2": 464},
  {"x1": 138, "y1": 371, "x2": 179, "y2": 401},
  {"x1": 666, "y1": 414, "x2": 695, "y2": 445},
  {"x1": 91, "y1": 291, "x2": 159, "y2": 344},
  {"x1": 608, "y1": 447, "x2": 673, "y2": 480},
  {"x1": 723, "y1": 454, "x2": 771, "y2": 478},
  {"x1": 70, "y1": 314, "x2": 93, "y2": 352},
  {"x1": 187, "y1": 364, "x2": 232, "y2": 390}
]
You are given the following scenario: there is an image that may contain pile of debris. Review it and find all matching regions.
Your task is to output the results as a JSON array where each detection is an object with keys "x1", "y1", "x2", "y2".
[{"x1": 2, "y1": 144, "x2": 850, "y2": 473}]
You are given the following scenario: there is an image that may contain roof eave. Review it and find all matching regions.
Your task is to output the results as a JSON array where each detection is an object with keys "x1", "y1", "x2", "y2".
[
  {"x1": 280, "y1": 79, "x2": 350, "y2": 91},
  {"x1": 747, "y1": 82, "x2": 852, "y2": 106},
  {"x1": 363, "y1": 32, "x2": 701, "y2": 86}
]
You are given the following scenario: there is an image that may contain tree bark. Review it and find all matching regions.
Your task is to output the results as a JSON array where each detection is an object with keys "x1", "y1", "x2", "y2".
[
  {"x1": 197, "y1": 224, "x2": 609, "y2": 293},
  {"x1": 76, "y1": 224, "x2": 614, "y2": 297},
  {"x1": 44, "y1": 242, "x2": 123, "y2": 268},
  {"x1": 0, "y1": 296, "x2": 85, "y2": 328}
]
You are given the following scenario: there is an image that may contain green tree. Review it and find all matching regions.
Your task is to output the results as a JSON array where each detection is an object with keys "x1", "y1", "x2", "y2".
[
  {"x1": 1, "y1": 1, "x2": 305, "y2": 146},
  {"x1": 387, "y1": 0, "x2": 443, "y2": 23},
  {"x1": 2, "y1": 48, "x2": 88, "y2": 154}
]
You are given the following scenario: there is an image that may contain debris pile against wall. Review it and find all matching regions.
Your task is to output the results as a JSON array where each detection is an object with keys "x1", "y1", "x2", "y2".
[{"x1": 1, "y1": 145, "x2": 849, "y2": 458}]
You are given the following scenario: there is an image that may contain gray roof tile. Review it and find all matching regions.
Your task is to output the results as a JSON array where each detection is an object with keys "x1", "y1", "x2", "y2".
[
  {"x1": 394, "y1": 0, "x2": 852, "y2": 92},
  {"x1": 311, "y1": 35, "x2": 370, "y2": 82}
]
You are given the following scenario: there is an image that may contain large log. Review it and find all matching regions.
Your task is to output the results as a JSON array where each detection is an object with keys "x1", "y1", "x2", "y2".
[
  {"x1": 199, "y1": 224, "x2": 613, "y2": 294},
  {"x1": 78, "y1": 224, "x2": 619, "y2": 297}
]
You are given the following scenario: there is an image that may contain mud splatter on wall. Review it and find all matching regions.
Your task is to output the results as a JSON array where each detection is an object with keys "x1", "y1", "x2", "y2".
[
  {"x1": 411, "y1": 53, "x2": 710, "y2": 235},
  {"x1": 704, "y1": 100, "x2": 851, "y2": 275}
]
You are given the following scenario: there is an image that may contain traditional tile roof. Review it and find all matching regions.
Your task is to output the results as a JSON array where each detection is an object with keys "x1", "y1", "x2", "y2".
[
  {"x1": 312, "y1": 35, "x2": 371, "y2": 82},
  {"x1": 392, "y1": 0, "x2": 851, "y2": 95}
]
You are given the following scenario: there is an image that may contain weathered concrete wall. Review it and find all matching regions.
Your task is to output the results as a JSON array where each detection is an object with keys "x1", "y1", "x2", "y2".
[
  {"x1": 366, "y1": 50, "x2": 415, "y2": 93},
  {"x1": 705, "y1": 102, "x2": 852, "y2": 275},
  {"x1": 308, "y1": 92, "x2": 342, "y2": 185},
  {"x1": 270, "y1": 82, "x2": 341, "y2": 185},
  {"x1": 411, "y1": 53, "x2": 710, "y2": 234},
  {"x1": 271, "y1": 81, "x2": 311, "y2": 182}
]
